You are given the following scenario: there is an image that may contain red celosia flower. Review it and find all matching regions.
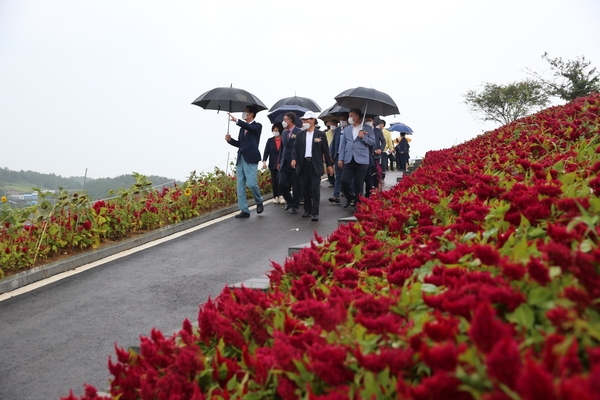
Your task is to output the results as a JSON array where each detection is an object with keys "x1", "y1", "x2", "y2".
[
  {"x1": 420, "y1": 341, "x2": 465, "y2": 371},
  {"x1": 485, "y1": 337, "x2": 522, "y2": 390},
  {"x1": 516, "y1": 357, "x2": 558, "y2": 400},
  {"x1": 469, "y1": 302, "x2": 510, "y2": 354},
  {"x1": 527, "y1": 257, "x2": 552, "y2": 285}
]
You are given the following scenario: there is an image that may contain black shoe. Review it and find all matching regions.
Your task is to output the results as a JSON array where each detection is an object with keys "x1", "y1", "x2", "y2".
[
  {"x1": 301, "y1": 212, "x2": 311, "y2": 217},
  {"x1": 329, "y1": 196, "x2": 340, "y2": 203},
  {"x1": 343, "y1": 199, "x2": 352, "y2": 208},
  {"x1": 256, "y1": 203, "x2": 264, "y2": 214},
  {"x1": 311, "y1": 215, "x2": 319, "y2": 221},
  {"x1": 284, "y1": 203, "x2": 291, "y2": 211},
  {"x1": 291, "y1": 208, "x2": 298, "y2": 214},
  {"x1": 235, "y1": 211, "x2": 250, "y2": 218}
]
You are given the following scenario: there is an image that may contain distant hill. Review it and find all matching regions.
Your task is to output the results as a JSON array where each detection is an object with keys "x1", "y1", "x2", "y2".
[{"x1": 0, "y1": 167, "x2": 178, "y2": 200}]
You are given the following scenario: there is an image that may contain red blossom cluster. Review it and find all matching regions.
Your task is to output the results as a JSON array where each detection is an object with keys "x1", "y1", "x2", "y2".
[{"x1": 64, "y1": 94, "x2": 600, "y2": 399}]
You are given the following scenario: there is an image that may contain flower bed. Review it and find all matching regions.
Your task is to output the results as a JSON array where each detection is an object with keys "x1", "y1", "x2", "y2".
[
  {"x1": 0, "y1": 169, "x2": 272, "y2": 278},
  {"x1": 65, "y1": 94, "x2": 600, "y2": 399}
]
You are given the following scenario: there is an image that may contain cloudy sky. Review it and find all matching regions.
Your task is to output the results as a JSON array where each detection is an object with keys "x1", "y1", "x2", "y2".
[{"x1": 1, "y1": 0, "x2": 599, "y2": 180}]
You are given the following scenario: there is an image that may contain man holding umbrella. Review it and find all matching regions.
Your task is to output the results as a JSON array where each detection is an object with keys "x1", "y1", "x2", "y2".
[
  {"x1": 225, "y1": 106, "x2": 264, "y2": 218},
  {"x1": 338, "y1": 108, "x2": 375, "y2": 208}
]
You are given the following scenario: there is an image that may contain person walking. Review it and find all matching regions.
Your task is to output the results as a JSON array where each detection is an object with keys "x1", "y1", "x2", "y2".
[
  {"x1": 338, "y1": 108, "x2": 375, "y2": 208},
  {"x1": 325, "y1": 119, "x2": 338, "y2": 188},
  {"x1": 397, "y1": 132, "x2": 411, "y2": 171},
  {"x1": 328, "y1": 112, "x2": 349, "y2": 204},
  {"x1": 378, "y1": 119, "x2": 394, "y2": 178},
  {"x1": 225, "y1": 106, "x2": 264, "y2": 218},
  {"x1": 291, "y1": 111, "x2": 334, "y2": 221},
  {"x1": 278, "y1": 112, "x2": 302, "y2": 214},
  {"x1": 262, "y1": 122, "x2": 284, "y2": 204}
]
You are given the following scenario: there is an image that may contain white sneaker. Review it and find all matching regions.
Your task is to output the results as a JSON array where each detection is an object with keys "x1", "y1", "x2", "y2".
[
  {"x1": 274, "y1": 196, "x2": 281, "y2": 204},
  {"x1": 278, "y1": 196, "x2": 284, "y2": 204}
]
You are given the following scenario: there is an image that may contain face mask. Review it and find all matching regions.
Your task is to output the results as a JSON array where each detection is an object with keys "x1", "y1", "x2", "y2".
[
  {"x1": 272, "y1": 131, "x2": 280, "y2": 136},
  {"x1": 330, "y1": 125, "x2": 337, "y2": 130},
  {"x1": 347, "y1": 117, "x2": 355, "y2": 125},
  {"x1": 302, "y1": 122, "x2": 310, "y2": 130},
  {"x1": 282, "y1": 121, "x2": 288, "y2": 129},
  {"x1": 241, "y1": 112, "x2": 249, "y2": 120},
  {"x1": 365, "y1": 121, "x2": 374, "y2": 127},
  {"x1": 340, "y1": 120, "x2": 348, "y2": 128}
]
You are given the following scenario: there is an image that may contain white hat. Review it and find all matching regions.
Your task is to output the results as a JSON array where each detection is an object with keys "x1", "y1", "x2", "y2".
[{"x1": 300, "y1": 111, "x2": 318, "y2": 120}]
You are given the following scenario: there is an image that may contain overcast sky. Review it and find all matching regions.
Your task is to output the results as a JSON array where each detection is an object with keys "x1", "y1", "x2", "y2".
[{"x1": 1, "y1": 0, "x2": 599, "y2": 181}]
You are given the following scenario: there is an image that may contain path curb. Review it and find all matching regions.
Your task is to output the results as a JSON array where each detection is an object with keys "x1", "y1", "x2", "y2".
[{"x1": 0, "y1": 202, "x2": 252, "y2": 295}]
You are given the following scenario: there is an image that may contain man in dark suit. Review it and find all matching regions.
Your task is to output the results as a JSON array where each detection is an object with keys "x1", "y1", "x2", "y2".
[
  {"x1": 225, "y1": 106, "x2": 264, "y2": 218},
  {"x1": 328, "y1": 112, "x2": 349, "y2": 203},
  {"x1": 278, "y1": 112, "x2": 303, "y2": 214},
  {"x1": 291, "y1": 111, "x2": 334, "y2": 221}
]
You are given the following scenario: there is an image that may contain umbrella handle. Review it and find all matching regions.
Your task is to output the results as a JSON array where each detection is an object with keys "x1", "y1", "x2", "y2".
[{"x1": 227, "y1": 116, "x2": 230, "y2": 134}]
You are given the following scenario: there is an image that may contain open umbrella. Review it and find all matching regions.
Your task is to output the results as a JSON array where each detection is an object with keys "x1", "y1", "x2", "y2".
[
  {"x1": 389, "y1": 122, "x2": 414, "y2": 134},
  {"x1": 270, "y1": 96, "x2": 321, "y2": 112},
  {"x1": 267, "y1": 105, "x2": 311, "y2": 127},
  {"x1": 334, "y1": 87, "x2": 399, "y2": 118},
  {"x1": 318, "y1": 103, "x2": 350, "y2": 123},
  {"x1": 191, "y1": 85, "x2": 267, "y2": 133}
]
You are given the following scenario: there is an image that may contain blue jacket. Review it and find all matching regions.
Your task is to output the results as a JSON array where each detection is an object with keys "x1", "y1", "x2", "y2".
[
  {"x1": 227, "y1": 120, "x2": 262, "y2": 165},
  {"x1": 338, "y1": 124, "x2": 375, "y2": 165}
]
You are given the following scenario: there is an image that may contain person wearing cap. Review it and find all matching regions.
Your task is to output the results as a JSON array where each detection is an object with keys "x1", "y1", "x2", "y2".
[
  {"x1": 225, "y1": 105, "x2": 264, "y2": 218},
  {"x1": 291, "y1": 111, "x2": 334, "y2": 221},
  {"x1": 278, "y1": 112, "x2": 303, "y2": 214},
  {"x1": 328, "y1": 112, "x2": 349, "y2": 204},
  {"x1": 338, "y1": 108, "x2": 375, "y2": 208}
]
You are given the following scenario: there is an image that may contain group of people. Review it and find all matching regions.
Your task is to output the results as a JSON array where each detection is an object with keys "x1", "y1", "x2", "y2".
[{"x1": 225, "y1": 105, "x2": 410, "y2": 221}]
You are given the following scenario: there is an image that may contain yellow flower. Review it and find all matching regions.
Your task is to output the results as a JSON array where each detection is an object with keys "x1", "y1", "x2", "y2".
[
  {"x1": 1, "y1": 196, "x2": 6, "y2": 203},
  {"x1": 184, "y1": 188, "x2": 192, "y2": 196}
]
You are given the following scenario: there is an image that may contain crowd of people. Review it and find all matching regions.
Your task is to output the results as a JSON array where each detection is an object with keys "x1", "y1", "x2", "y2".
[{"x1": 226, "y1": 106, "x2": 410, "y2": 221}]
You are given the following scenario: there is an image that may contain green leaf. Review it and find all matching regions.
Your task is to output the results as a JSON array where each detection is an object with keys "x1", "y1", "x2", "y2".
[
  {"x1": 528, "y1": 287, "x2": 552, "y2": 306},
  {"x1": 507, "y1": 303, "x2": 535, "y2": 330}
]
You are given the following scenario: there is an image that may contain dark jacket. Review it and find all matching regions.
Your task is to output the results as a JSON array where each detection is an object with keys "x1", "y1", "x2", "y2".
[
  {"x1": 262, "y1": 136, "x2": 282, "y2": 169},
  {"x1": 227, "y1": 119, "x2": 262, "y2": 165},
  {"x1": 291, "y1": 129, "x2": 334, "y2": 176},
  {"x1": 397, "y1": 137, "x2": 410, "y2": 154},
  {"x1": 279, "y1": 126, "x2": 302, "y2": 166},
  {"x1": 372, "y1": 128, "x2": 386, "y2": 160}
]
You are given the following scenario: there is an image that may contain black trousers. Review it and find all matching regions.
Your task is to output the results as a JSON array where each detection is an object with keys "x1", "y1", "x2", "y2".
[
  {"x1": 341, "y1": 158, "x2": 368, "y2": 203},
  {"x1": 269, "y1": 168, "x2": 281, "y2": 197},
  {"x1": 299, "y1": 160, "x2": 322, "y2": 216},
  {"x1": 279, "y1": 161, "x2": 301, "y2": 208}
]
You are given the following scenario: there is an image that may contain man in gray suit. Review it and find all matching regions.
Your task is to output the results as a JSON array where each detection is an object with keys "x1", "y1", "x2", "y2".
[{"x1": 338, "y1": 108, "x2": 375, "y2": 208}]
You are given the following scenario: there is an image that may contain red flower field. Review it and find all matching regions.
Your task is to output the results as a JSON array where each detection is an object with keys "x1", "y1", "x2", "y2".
[{"x1": 64, "y1": 93, "x2": 600, "y2": 399}]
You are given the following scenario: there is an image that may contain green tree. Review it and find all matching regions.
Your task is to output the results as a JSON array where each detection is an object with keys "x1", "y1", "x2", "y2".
[
  {"x1": 528, "y1": 52, "x2": 600, "y2": 102},
  {"x1": 463, "y1": 80, "x2": 549, "y2": 126}
]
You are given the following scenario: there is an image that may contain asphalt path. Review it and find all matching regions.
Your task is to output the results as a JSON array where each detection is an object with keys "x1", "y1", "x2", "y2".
[{"x1": 0, "y1": 178, "x2": 378, "y2": 399}]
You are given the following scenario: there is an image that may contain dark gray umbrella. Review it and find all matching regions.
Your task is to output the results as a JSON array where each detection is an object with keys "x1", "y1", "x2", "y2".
[
  {"x1": 267, "y1": 105, "x2": 311, "y2": 127},
  {"x1": 192, "y1": 85, "x2": 267, "y2": 134},
  {"x1": 334, "y1": 87, "x2": 399, "y2": 117},
  {"x1": 192, "y1": 85, "x2": 267, "y2": 113},
  {"x1": 318, "y1": 103, "x2": 350, "y2": 123},
  {"x1": 270, "y1": 96, "x2": 321, "y2": 112}
]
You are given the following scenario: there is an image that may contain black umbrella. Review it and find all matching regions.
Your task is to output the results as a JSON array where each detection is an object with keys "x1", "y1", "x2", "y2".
[
  {"x1": 267, "y1": 105, "x2": 311, "y2": 127},
  {"x1": 334, "y1": 87, "x2": 399, "y2": 117},
  {"x1": 318, "y1": 103, "x2": 350, "y2": 123},
  {"x1": 192, "y1": 85, "x2": 267, "y2": 134},
  {"x1": 270, "y1": 96, "x2": 321, "y2": 112}
]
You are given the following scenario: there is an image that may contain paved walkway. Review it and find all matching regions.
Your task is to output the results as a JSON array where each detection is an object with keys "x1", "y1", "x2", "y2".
[{"x1": 0, "y1": 171, "x2": 405, "y2": 399}]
